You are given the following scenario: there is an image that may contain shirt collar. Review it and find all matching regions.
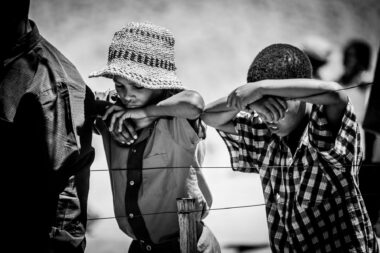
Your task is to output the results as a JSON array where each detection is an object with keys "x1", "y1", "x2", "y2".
[{"x1": 2, "y1": 20, "x2": 41, "y2": 68}]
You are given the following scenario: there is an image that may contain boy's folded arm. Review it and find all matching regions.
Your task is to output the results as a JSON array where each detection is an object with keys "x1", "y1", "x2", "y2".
[
  {"x1": 258, "y1": 79, "x2": 348, "y2": 134},
  {"x1": 201, "y1": 96, "x2": 240, "y2": 134},
  {"x1": 258, "y1": 79, "x2": 347, "y2": 105},
  {"x1": 144, "y1": 90, "x2": 205, "y2": 120}
]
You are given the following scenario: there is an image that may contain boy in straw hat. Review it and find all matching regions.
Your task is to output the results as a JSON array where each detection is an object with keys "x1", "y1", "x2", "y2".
[
  {"x1": 201, "y1": 44, "x2": 379, "y2": 252},
  {"x1": 90, "y1": 22, "x2": 220, "y2": 253}
]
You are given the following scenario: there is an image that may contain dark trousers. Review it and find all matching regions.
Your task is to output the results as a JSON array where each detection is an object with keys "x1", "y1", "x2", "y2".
[{"x1": 128, "y1": 239, "x2": 180, "y2": 253}]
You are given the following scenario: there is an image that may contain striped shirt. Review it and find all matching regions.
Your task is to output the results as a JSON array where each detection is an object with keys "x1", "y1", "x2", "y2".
[{"x1": 218, "y1": 102, "x2": 379, "y2": 252}]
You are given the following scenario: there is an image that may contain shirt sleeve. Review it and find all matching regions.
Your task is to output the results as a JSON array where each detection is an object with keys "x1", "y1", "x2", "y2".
[
  {"x1": 217, "y1": 112, "x2": 270, "y2": 173},
  {"x1": 308, "y1": 100, "x2": 363, "y2": 172},
  {"x1": 163, "y1": 117, "x2": 205, "y2": 150},
  {"x1": 14, "y1": 82, "x2": 87, "y2": 174}
]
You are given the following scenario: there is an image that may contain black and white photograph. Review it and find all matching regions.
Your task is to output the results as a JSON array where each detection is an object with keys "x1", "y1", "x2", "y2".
[{"x1": 1, "y1": 0, "x2": 379, "y2": 252}]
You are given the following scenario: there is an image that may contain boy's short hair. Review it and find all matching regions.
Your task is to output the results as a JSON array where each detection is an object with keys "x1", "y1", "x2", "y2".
[{"x1": 247, "y1": 44, "x2": 312, "y2": 82}]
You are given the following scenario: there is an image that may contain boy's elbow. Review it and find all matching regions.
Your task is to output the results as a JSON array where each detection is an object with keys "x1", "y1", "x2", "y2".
[
  {"x1": 318, "y1": 81, "x2": 347, "y2": 107},
  {"x1": 329, "y1": 82, "x2": 348, "y2": 106},
  {"x1": 184, "y1": 90, "x2": 205, "y2": 114},
  {"x1": 200, "y1": 111, "x2": 209, "y2": 124},
  {"x1": 200, "y1": 112, "x2": 216, "y2": 127},
  {"x1": 187, "y1": 104, "x2": 203, "y2": 120},
  {"x1": 200, "y1": 109, "x2": 224, "y2": 128},
  {"x1": 332, "y1": 92, "x2": 348, "y2": 107}
]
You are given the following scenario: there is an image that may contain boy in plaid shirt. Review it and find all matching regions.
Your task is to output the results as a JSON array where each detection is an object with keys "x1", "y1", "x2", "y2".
[{"x1": 202, "y1": 44, "x2": 379, "y2": 252}]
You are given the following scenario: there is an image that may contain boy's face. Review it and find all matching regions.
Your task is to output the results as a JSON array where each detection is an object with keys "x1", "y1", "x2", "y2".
[
  {"x1": 262, "y1": 100, "x2": 306, "y2": 137},
  {"x1": 114, "y1": 76, "x2": 164, "y2": 108}
]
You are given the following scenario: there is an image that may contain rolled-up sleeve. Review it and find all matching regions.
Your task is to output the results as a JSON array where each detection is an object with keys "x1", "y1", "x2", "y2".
[{"x1": 217, "y1": 112, "x2": 268, "y2": 173}]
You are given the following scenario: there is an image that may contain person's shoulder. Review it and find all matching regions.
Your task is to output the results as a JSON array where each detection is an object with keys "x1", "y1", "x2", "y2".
[{"x1": 38, "y1": 36, "x2": 87, "y2": 89}]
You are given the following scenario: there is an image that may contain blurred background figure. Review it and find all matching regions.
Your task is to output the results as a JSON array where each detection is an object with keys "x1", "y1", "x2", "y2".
[
  {"x1": 338, "y1": 39, "x2": 372, "y2": 160},
  {"x1": 339, "y1": 40, "x2": 372, "y2": 87},
  {"x1": 362, "y1": 48, "x2": 380, "y2": 237},
  {"x1": 301, "y1": 35, "x2": 332, "y2": 80}
]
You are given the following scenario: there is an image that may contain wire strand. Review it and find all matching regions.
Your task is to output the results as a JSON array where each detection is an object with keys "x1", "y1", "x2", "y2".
[
  {"x1": 284, "y1": 82, "x2": 373, "y2": 100},
  {"x1": 90, "y1": 163, "x2": 379, "y2": 172},
  {"x1": 87, "y1": 193, "x2": 380, "y2": 221}
]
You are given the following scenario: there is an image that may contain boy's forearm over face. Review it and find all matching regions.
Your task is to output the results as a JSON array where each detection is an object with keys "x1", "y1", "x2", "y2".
[
  {"x1": 256, "y1": 79, "x2": 345, "y2": 105},
  {"x1": 258, "y1": 79, "x2": 349, "y2": 134}
]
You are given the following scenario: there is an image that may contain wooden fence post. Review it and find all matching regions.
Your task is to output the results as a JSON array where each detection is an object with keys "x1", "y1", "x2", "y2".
[{"x1": 177, "y1": 198, "x2": 197, "y2": 253}]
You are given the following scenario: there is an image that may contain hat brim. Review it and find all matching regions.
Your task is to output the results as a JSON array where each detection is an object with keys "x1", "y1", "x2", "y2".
[{"x1": 89, "y1": 62, "x2": 184, "y2": 90}]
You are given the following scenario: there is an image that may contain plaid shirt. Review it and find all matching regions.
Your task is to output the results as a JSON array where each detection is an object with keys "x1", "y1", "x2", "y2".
[{"x1": 218, "y1": 102, "x2": 379, "y2": 253}]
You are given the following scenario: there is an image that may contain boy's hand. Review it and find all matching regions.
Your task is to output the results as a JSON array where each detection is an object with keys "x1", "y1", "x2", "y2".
[
  {"x1": 103, "y1": 105, "x2": 147, "y2": 133},
  {"x1": 197, "y1": 224, "x2": 221, "y2": 253},
  {"x1": 246, "y1": 96, "x2": 287, "y2": 122},
  {"x1": 102, "y1": 105, "x2": 139, "y2": 144},
  {"x1": 102, "y1": 105, "x2": 159, "y2": 145},
  {"x1": 110, "y1": 119, "x2": 137, "y2": 145},
  {"x1": 227, "y1": 83, "x2": 263, "y2": 110}
]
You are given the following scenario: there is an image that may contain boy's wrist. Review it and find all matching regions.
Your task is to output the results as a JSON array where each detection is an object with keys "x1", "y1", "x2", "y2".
[
  {"x1": 244, "y1": 81, "x2": 265, "y2": 105},
  {"x1": 254, "y1": 81, "x2": 266, "y2": 97},
  {"x1": 141, "y1": 105, "x2": 164, "y2": 118},
  {"x1": 137, "y1": 107, "x2": 150, "y2": 118}
]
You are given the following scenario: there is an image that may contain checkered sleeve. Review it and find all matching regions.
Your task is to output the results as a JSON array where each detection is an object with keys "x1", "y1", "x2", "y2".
[
  {"x1": 217, "y1": 112, "x2": 268, "y2": 173},
  {"x1": 308, "y1": 100, "x2": 363, "y2": 172}
]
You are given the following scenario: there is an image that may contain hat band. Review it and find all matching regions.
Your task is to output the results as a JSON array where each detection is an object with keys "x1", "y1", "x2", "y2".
[
  {"x1": 118, "y1": 29, "x2": 175, "y2": 46},
  {"x1": 109, "y1": 49, "x2": 177, "y2": 71}
]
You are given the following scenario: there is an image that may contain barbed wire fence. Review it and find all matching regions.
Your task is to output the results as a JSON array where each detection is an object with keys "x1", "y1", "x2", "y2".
[
  {"x1": 88, "y1": 163, "x2": 380, "y2": 221},
  {"x1": 87, "y1": 82, "x2": 379, "y2": 252}
]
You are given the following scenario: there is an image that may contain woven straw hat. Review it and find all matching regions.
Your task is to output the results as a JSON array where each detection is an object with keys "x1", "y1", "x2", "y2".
[{"x1": 89, "y1": 22, "x2": 184, "y2": 90}]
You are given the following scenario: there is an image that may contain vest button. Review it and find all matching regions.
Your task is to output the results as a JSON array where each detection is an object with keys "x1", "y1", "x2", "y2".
[
  {"x1": 129, "y1": 180, "x2": 135, "y2": 186},
  {"x1": 146, "y1": 245, "x2": 152, "y2": 251},
  {"x1": 129, "y1": 213, "x2": 134, "y2": 218}
]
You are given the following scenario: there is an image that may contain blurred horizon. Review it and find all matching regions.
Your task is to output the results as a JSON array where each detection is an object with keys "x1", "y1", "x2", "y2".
[{"x1": 29, "y1": 0, "x2": 380, "y2": 252}]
